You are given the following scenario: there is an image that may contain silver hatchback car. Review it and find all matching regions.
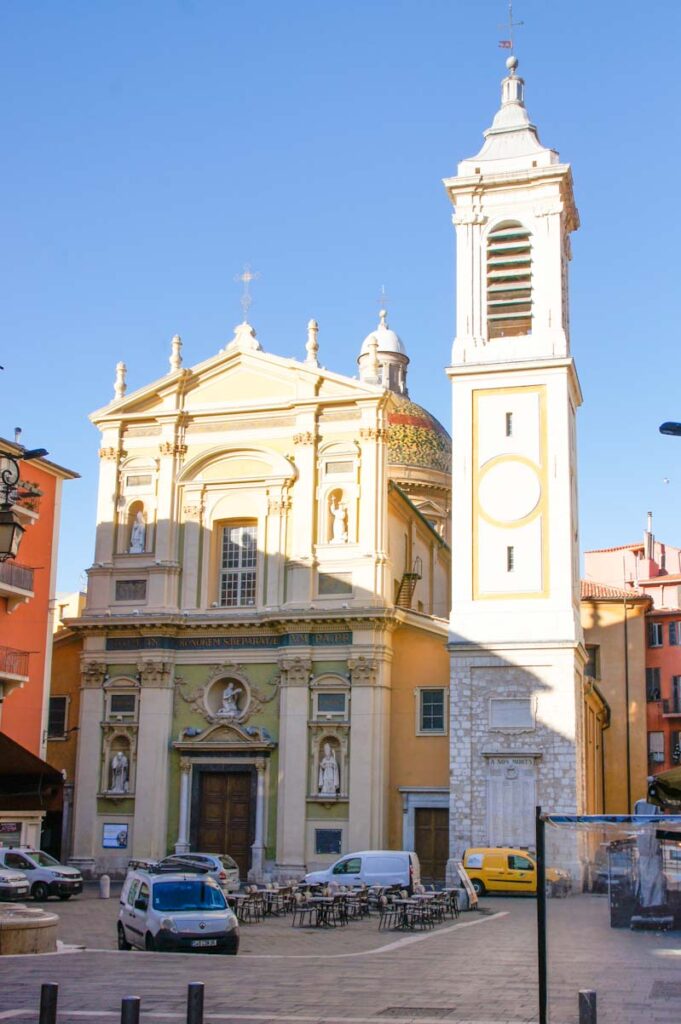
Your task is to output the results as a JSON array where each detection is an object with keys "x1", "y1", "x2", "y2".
[{"x1": 118, "y1": 868, "x2": 239, "y2": 954}]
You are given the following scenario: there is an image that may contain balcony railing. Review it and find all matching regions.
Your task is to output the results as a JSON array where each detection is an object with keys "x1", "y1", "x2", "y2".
[
  {"x1": 0, "y1": 645, "x2": 29, "y2": 678},
  {"x1": 0, "y1": 560, "x2": 34, "y2": 592},
  {"x1": 662, "y1": 698, "x2": 681, "y2": 715}
]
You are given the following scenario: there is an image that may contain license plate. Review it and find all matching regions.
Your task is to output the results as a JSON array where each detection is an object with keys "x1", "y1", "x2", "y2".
[
  {"x1": 17, "y1": 888, "x2": 28, "y2": 895},
  {"x1": 191, "y1": 939, "x2": 217, "y2": 948}
]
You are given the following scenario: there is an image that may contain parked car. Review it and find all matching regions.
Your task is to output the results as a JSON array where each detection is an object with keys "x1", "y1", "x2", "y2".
[
  {"x1": 0, "y1": 847, "x2": 83, "y2": 901},
  {"x1": 304, "y1": 850, "x2": 421, "y2": 893},
  {"x1": 0, "y1": 864, "x2": 31, "y2": 901},
  {"x1": 154, "y1": 853, "x2": 240, "y2": 892},
  {"x1": 462, "y1": 847, "x2": 571, "y2": 897},
  {"x1": 118, "y1": 866, "x2": 239, "y2": 953}
]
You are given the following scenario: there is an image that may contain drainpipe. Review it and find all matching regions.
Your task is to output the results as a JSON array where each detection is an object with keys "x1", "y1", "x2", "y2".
[{"x1": 623, "y1": 596, "x2": 632, "y2": 812}]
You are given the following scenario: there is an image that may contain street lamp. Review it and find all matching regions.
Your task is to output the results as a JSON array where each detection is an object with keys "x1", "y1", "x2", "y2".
[
  {"x1": 0, "y1": 446, "x2": 48, "y2": 561},
  {"x1": 659, "y1": 422, "x2": 681, "y2": 436}
]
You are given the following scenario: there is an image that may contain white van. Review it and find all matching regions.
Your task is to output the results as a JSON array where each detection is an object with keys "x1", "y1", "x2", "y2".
[{"x1": 304, "y1": 850, "x2": 420, "y2": 892}]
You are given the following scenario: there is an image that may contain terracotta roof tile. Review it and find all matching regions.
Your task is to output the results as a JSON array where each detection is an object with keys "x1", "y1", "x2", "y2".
[
  {"x1": 585, "y1": 543, "x2": 644, "y2": 554},
  {"x1": 580, "y1": 580, "x2": 647, "y2": 601}
]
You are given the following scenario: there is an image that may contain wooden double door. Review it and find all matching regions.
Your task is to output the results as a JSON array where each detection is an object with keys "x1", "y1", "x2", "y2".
[
  {"x1": 196, "y1": 770, "x2": 254, "y2": 878},
  {"x1": 415, "y1": 807, "x2": 449, "y2": 883}
]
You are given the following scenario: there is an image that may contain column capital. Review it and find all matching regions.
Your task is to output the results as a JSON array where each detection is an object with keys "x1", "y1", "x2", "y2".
[
  {"x1": 179, "y1": 757, "x2": 192, "y2": 774},
  {"x1": 292, "y1": 431, "x2": 317, "y2": 446},
  {"x1": 277, "y1": 655, "x2": 312, "y2": 687},
  {"x1": 254, "y1": 758, "x2": 267, "y2": 774},
  {"x1": 348, "y1": 656, "x2": 378, "y2": 686},
  {"x1": 136, "y1": 659, "x2": 174, "y2": 687},
  {"x1": 81, "y1": 660, "x2": 108, "y2": 689}
]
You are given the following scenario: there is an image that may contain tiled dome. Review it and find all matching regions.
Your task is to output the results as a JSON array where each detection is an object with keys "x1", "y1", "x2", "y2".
[{"x1": 387, "y1": 396, "x2": 452, "y2": 475}]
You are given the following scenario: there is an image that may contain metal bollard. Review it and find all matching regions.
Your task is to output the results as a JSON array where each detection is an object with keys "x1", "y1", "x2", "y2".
[
  {"x1": 121, "y1": 997, "x2": 140, "y2": 1024},
  {"x1": 99, "y1": 874, "x2": 111, "y2": 899},
  {"x1": 39, "y1": 983, "x2": 59, "y2": 1024},
  {"x1": 187, "y1": 983, "x2": 204, "y2": 1024},
  {"x1": 579, "y1": 989, "x2": 597, "y2": 1024}
]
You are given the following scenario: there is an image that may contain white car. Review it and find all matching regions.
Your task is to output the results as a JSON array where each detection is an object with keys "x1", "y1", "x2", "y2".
[
  {"x1": 118, "y1": 867, "x2": 240, "y2": 954},
  {"x1": 154, "y1": 853, "x2": 240, "y2": 892},
  {"x1": 0, "y1": 864, "x2": 31, "y2": 901},
  {"x1": 0, "y1": 848, "x2": 82, "y2": 901}
]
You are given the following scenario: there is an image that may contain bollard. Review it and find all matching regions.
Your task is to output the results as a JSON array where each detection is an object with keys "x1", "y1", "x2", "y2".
[
  {"x1": 578, "y1": 989, "x2": 597, "y2": 1024},
  {"x1": 121, "y1": 997, "x2": 140, "y2": 1024},
  {"x1": 39, "y1": 983, "x2": 58, "y2": 1024},
  {"x1": 187, "y1": 983, "x2": 204, "y2": 1024},
  {"x1": 99, "y1": 874, "x2": 111, "y2": 899}
]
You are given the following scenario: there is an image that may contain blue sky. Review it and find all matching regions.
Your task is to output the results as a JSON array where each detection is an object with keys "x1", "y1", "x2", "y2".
[{"x1": 2, "y1": 0, "x2": 679, "y2": 592}]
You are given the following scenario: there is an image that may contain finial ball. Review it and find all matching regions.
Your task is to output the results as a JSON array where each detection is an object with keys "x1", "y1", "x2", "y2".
[{"x1": 506, "y1": 55, "x2": 518, "y2": 73}]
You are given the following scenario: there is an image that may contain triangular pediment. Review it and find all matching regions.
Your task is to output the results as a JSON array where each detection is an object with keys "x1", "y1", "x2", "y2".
[
  {"x1": 91, "y1": 346, "x2": 381, "y2": 424},
  {"x1": 173, "y1": 720, "x2": 277, "y2": 752}
]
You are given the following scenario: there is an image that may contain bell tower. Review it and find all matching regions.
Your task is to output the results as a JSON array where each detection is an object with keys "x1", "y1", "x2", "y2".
[{"x1": 445, "y1": 57, "x2": 586, "y2": 859}]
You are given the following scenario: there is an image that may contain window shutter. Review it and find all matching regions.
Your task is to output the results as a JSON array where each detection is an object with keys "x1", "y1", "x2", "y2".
[{"x1": 487, "y1": 222, "x2": 532, "y2": 339}]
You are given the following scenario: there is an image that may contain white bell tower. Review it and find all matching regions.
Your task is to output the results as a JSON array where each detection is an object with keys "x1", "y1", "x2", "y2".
[{"x1": 445, "y1": 57, "x2": 586, "y2": 859}]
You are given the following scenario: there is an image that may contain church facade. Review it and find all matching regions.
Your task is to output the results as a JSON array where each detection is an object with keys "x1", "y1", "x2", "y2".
[
  {"x1": 445, "y1": 57, "x2": 588, "y2": 862},
  {"x1": 69, "y1": 315, "x2": 452, "y2": 879}
]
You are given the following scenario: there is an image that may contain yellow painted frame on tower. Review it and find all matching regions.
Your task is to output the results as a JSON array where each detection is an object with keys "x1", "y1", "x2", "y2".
[{"x1": 472, "y1": 384, "x2": 549, "y2": 601}]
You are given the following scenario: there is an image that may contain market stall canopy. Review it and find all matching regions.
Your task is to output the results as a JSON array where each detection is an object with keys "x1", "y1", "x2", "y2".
[
  {"x1": 0, "y1": 733, "x2": 63, "y2": 812},
  {"x1": 648, "y1": 767, "x2": 681, "y2": 812}
]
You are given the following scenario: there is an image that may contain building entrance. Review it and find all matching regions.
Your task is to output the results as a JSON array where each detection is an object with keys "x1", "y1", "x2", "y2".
[
  {"x1": 196, "y1": 770, "x2": 253, "y2": 878},
  {"x1": 415, "y1": 807, "x2": 449, "y2": 882}
]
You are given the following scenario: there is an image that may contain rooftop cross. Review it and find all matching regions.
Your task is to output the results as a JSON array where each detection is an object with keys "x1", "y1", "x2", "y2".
[
  {"x1": 498, "y1": 0, "x2": 523, "y2": 55},
  {"x1": 234, "y1": 264, "x2": 260, "y2": 322}
]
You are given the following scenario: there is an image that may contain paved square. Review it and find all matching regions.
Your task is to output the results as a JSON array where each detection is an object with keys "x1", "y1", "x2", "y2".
[{"x1": 1, "y1": 887, "x2": 680, "y2": 1024}]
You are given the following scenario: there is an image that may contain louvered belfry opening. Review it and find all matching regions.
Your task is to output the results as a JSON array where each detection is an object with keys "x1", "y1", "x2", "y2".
[{"x1": 487, "y1": 221, "x2": 532, "y2": 339}]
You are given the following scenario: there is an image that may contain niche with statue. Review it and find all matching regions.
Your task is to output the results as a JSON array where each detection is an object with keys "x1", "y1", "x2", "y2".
[
  {"x1": 308, "y1": 729, "x2": 348, "y2": 801},
  {"x1": 101, "y1": 730, "x2": 136, "y2": 796},
  {"x1": 327, "y1": 489, "x2": 348, "y2": 544}
]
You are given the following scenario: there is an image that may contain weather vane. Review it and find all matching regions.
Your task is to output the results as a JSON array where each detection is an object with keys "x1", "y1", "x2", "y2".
[
  {"x1": 234, "y1": 264, "x2": 260, "y2": 321},
  {"x1": 498, "y1": 1, "x2": 523, "y2": 54}
]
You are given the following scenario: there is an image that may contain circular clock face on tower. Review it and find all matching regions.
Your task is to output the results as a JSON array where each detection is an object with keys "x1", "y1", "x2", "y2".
[{"x1": 478, "y1": 458, "x2": 541, "y2": 525}]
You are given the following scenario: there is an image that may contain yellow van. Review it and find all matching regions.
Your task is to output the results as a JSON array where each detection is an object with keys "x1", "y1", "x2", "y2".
[{"x1": 462, "y1": 847, "x2": 570, "y2": 897}]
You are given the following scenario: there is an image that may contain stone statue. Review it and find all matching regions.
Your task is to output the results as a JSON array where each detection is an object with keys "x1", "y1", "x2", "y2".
[
  {"x1": 110, "y1": 751, "x2": 129, "y2": 793},
  {"x1": 216, "y1": 682, "x2": 240, "y2": 719},
  {"x1": 330, "y1": 497, "x2": 348, "y2": 543},
  {"x1": 318, "y1": 742, "x2": 340, "y2": 796},
  {"x1": 129, "y1": 511, "x2": 146, "y2": 553}
]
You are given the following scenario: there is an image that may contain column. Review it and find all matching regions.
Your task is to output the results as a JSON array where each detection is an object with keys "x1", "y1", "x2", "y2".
[
  {"x1": 275, "y1": 655, "x2": 311, "y2": 875},
  {"x1": 249, "y1": 759, "x2": 267, "y2": 882},
  {"x1": 174, "y1": 758, "x2": 192, "y2": 853},
  {"x1": 132, "y1": 660, "x2": 175, "y2": 860},
  {"x1": 286, "y1": 424, "x2": 317, "y2": 604},
  {"x1": 347, "y1": 652, "x2": 391, "y2": 851},
  {"x1": 70, "y1": 660, "x2": 107, "y2": 874},
  {"x1": 180, "y1": 492, "x2": 203, "y2": 609}
]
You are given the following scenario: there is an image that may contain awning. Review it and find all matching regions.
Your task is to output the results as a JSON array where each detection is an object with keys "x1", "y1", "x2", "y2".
[
  {"x1": 0, "y1": 732, "x2": 63, "y2": 812},
  {"x1": 647, "y1": 767, "x2": 681, "y2": 812}
]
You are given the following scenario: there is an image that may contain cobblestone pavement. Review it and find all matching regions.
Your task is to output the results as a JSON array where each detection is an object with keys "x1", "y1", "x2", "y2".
[{"x1": 1, "y1": 887, "x2": 680, "y2": 1024}]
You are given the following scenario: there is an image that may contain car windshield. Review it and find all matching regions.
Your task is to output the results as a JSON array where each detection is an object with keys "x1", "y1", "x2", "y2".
[
  {"x1": 219, "y1": 855, "x2": 237, "y2": 870},
  {"x1": 152, "y1": 880, "x2": 227, "y2": 912},
  {"x1": 29, "y1": 852, "x2": 60, "y2": 867}
]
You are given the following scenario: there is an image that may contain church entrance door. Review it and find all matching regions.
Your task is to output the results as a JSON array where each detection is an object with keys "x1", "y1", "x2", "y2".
[
  {"x1": 197, "y1": 771, "x2": 253, "y2": 878},
  {"x1": 415, "y1": 807, "x2": 449, "y2": 883}
]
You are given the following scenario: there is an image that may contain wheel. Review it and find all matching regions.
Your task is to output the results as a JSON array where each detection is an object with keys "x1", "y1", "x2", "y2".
[
  {"x1": 145, "y1": 932, "x2": 156, "y2": 952},
  {"x1": 117, "y1": 923, "x2": 132, "y2": 950},
  {"x1": 470, "y1": 878, "x2": 486, "y2": 897},
  {"x1": 58, "y1": 894, "x2": 72, "y2": 901},
  {"x1": 223, "y1": 937, "x2": 239, "y2": 956},
  {"x1": 32, "y1": 882, "x2": 49, "y2": 902}
]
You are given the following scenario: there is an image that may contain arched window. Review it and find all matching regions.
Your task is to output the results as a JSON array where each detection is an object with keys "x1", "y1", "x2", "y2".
[{"x1": 487, "y1": 221, "x2": 532, "y2": 339}]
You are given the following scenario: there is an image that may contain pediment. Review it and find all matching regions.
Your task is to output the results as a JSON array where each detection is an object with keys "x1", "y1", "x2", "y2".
[
  {"x1": 91, "y1": 346, "x2": 381, "y2": 425},
  {"x1": 173, "y1": 721, "x2": 277, "y2": 752}
]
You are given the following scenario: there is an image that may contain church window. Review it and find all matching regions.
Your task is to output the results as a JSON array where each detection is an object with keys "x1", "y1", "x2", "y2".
[
  {"x1": 505, "y1": 412, "x2": 513, "y2": 436},
  {"x1": 219, "y1": 524, "x2": 257, "y2": 607},
  {"x1": 315, "y1": 691, "x2": 348, "y2": 720},
  {"x1": 506, "y1": 546, "x2": 515, "y2": 572},
  {"x1": 487, "y1": 222, "x2": 532, "y2": 339},
  {"x1": 416, "y1": 687, "x2": 447, "y2": 735}
]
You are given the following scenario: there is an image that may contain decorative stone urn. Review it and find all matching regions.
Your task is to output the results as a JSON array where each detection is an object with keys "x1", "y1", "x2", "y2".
[{"x1": 0, "y1": 904, "x2": 59, "y2": 955}]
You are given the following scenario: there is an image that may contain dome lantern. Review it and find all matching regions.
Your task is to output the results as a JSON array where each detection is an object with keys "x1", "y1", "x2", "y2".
[{"x1": 358, "y1": 310, "x2": 409, "y2": 395}]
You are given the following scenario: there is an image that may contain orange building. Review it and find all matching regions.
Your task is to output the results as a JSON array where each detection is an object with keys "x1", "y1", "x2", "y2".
[{"x1": 0, "y1": 438, "x2": 78, "y2": 850}]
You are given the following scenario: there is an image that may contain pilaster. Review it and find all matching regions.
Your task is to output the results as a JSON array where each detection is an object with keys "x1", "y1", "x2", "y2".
[
  {"x1": 275, "y1": 655, "x2": 311, "y2": 874},
  {"x1": 132, "y1": 660, "x2": 175, "y2": 860}
]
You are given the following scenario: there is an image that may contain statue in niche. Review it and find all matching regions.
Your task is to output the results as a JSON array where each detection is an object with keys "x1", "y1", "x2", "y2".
[
  {"x1": 216, "y1": 681, "x2": 241, "y2": 719},
  {"x1": 330, "y1": 496, "x2": 348, "y2": 543},
  {"x1": 129, "y1": 511, "x2": 146, "y2": 553},
  {"x1": 318, "y1": 742, "x2": 340, "y2": 796},
  {"x1": 110, "y1": 750, "x2": 129, "y2": 793}
]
